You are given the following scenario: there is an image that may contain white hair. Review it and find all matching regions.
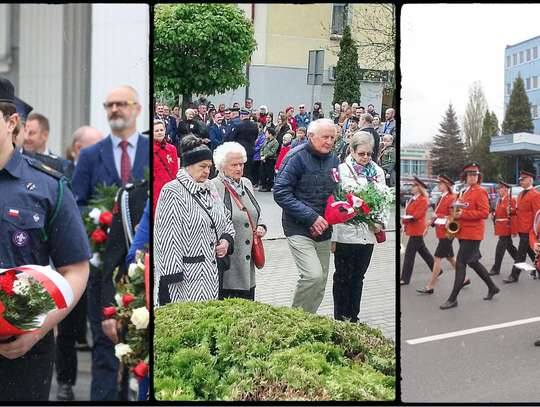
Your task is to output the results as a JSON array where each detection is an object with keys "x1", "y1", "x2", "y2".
[
  {"x1": 213, "y1": 141, "x2": 247, "y2": 172},
  {"x1": 307, "y1": 118, "x2": 335, "y2": 135}
]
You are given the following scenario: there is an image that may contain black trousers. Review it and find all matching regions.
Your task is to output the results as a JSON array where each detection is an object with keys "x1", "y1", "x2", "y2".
[
  {"x1": 220, "y1": 287, "x2": 256, "y2": 301},
  {"x1": 510, "y1": 232, "x2": 535, "y2": 279},
  {"x1": 333, "y1": 242, "x2": 374, "y2": 323},
  {"x1": 0, "y1": 330, "x2": 55, "y2": 401},
  {"x1": 492, "y1": 235, "x2": 518, "y2": 272},
  {"x1": 55, "y1": 289, "x2": 88, "y2": 386},
  {"x1": 252, "y1": 160, "x2": 261, "y2": 185},
  {"x1": 260, "y1": 159, "x2": 276, "y2": 190},
  {"x1": 400, "y1": 235, "x2": 434, "y2": 284}
]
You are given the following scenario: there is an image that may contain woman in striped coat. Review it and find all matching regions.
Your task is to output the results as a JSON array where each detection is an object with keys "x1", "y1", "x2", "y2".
[{"x1": 154, "y1": 135, "x2": 235, "y2": 306}]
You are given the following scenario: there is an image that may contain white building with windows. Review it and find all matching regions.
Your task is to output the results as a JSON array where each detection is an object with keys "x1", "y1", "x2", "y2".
[
  {"x1": 504, "y1": 35, "x2": 540, "y2": 133},
  {"x1": 0, "y1": 4, "x2": 149, "y2": 157}
]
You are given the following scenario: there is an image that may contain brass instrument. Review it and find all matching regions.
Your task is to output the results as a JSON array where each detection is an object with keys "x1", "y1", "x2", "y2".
[
  {"x1": 446, "y1": 190, "x2": 464, "y2": 240},
  {"x1": 507, "y1": 187, "x2": 512, "y2": 228}
]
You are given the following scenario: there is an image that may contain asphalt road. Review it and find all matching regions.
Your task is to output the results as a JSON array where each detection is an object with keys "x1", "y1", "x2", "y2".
[{"x1": 400, "y1": 206, "x2": 540, "y2": 403}]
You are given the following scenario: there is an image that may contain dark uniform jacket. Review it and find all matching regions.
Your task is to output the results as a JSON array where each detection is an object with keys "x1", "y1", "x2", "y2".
[
  {"x1": 101, "y1": 178, "x2": 149, "y2": 310},
  {"x1": 230, "y1": 119, "x2": 259, "y2": 157}
]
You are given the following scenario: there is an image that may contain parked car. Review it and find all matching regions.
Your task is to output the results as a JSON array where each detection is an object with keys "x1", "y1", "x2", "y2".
[
  {"x1": 400, "y1": 182, "x2": 413, "y2": 207},
  {"x1": 429, "y1": 184, "x2": 441, "y2": 208}
]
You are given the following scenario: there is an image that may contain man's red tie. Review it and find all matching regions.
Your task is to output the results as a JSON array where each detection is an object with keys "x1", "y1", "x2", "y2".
[{"x1": 120, "y1": 140, "x2": 131, "y2": 185}]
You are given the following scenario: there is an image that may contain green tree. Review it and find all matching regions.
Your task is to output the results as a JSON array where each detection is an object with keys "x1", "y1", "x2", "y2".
[
  {"x1": 463, "y1": 81, "x2": 487, "y2": 148},
  {"x1": 431, "y1": 103, "x2": 468, "y2": 180},
  {"x1": 154, "y1": 4, "x2": 257, "y2": 111},
  {"x1": 502, "y1": 74, "x2": 534, "y2": 134},
  {"x1": 501, "y1": 74, "x2": 535, "y2": 177},
  {"x1": 332, "y1": 24, "x2": 361, "y2": 106},
  {"x1": 469, "y1": 109, "x2": 505, "y2": 182}
]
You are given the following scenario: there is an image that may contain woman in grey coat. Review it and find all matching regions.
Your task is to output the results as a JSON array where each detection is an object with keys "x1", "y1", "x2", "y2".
[{"x1": 212, "y1": 142, "x2": 267, "y2": 300}]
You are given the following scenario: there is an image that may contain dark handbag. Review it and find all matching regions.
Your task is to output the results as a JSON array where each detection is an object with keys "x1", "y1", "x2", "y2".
[
  {"x1": 375, "y1": 230, "x2": 386, "y2": 243},
  {"x1": 223, "y1": 181, "x2": 265, "y2": 269}
]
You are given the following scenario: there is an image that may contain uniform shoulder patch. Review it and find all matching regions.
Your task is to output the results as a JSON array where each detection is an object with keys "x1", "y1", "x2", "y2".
[{"x1": 30, "y1": 159, "x2": 65, "y2": 180}]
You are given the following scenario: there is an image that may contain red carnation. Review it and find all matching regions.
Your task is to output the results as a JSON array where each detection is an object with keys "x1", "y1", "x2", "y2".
[
  {"x1": 361, "y1": 202, "x2": 370, "y2": 214},
  {"x1": 131, "y1": 361, "x2": 149, "y2": 380},
  {"x1": 91, "y1": 228, "x2": 108, "y2": 243},
  {"x1": 0, "y1": 270, "x2": 17, "y2": 296},
  {"x1": 99, "y1": 211, "x2": 113, "y2": 227},
  {"x1": 103, "y1": 306, "x2": 117, "y2": 320},
  {"x1": 122, "y1": 293, "x2": 134, "y2": 309}
]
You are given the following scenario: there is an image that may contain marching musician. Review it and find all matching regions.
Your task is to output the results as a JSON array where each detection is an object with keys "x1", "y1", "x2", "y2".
[
  {"x1": 529, "y1": 209, "x2": 540, "y2": 347},
  {"x1": 417, "y1": 174, "x2": 470, "y2": 294},
  {"x1": 503, "y1": 170, "x2": 540, "y2": 283},
  {"x1": 488, "y1": 179, "x2": 518, "y2": 276},
  {"x1": 400, "y1": 177, "x2": 435, "y2": 285},
  {"x1": 440, "y1": 162, "x2": 500, "y2": 309}
]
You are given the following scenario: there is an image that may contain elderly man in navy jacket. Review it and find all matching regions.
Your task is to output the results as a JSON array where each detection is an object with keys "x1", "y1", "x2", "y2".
[
  {"x1": 273, "y1": 118, "x2": 339, "y2": 314},
  {"x1": 71, "y1": 85, "x2": 149, "y2": 401}
]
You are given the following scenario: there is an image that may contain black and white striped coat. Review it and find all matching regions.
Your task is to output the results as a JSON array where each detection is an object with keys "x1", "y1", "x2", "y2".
[{"x1": 154, "y1": 169, "x2": 235, "y2": 306}]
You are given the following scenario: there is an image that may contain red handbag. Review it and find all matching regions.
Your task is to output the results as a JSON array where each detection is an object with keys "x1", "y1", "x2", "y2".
[
  {"x1": 223, "y1": 181, "x2": 265, "y2": 269},
  {"x1": 375, "y1": 230, "x2": 386, "y2": 243}
]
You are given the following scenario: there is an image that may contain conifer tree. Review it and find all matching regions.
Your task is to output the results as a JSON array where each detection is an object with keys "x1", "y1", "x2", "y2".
[
  {"x1": 332, "y1": 24, "x2": 361, "y2": 107},
  {"x1": 470, "y1": 109, "x2": 504, "y2": 182},
  {"x1": 502, "y1": 74, "x2": 534, "y2": 134},
  {"x1": 431, "y1": 103, "x2": 468, "y2": 180}
]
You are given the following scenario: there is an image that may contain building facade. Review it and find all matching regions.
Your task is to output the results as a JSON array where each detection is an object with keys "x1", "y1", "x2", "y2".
[
  {"x1": 400, "y1": 147, "x2": 433, "y2": 179},
  {"x1": 0, "y1": 4, "x2": 149, "y2": 158},
  {"x1": 206, "y1": 3, "x2": 394, "y2": 118},
  {"x1": 504, "y1": 35, "x2": 540, "y2": 134}
]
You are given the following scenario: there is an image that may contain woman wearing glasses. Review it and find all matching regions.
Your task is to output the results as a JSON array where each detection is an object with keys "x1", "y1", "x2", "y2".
[
  {"x1": 331, "y1": 131, "x2": 387, "y2": 323},
  {"x1": 400, "y1": 177, "x2": 435, "y2": 285},
  {"x1": 439, "y1": 162, "x2": 499, "y2": 309}
]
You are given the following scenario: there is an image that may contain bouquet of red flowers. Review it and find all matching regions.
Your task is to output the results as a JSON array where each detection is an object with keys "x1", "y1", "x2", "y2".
[
  {"x1": 82, "y1": 182, "x2": 119, "y2": 277},
  {"x1": 103, "y1": 250, "x2": 149, "y2": 392},
  {"x1": 0, "y1": 265, "x2": 73, "y2": 337}
]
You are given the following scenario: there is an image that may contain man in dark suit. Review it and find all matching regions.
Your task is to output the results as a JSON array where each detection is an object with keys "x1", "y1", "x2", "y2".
[
  {"x1": 63, "y1": 126, "x2": 104, "y2": 180},
  {"x1": 71, "y1": 85, "x2": 149, "y2": 401},
  {"x1": 229, "y1": 108, "x2": 259, "y2": 181},
  {"x1": 359, "y1": 112, "x2": 381, "y2": 160}
]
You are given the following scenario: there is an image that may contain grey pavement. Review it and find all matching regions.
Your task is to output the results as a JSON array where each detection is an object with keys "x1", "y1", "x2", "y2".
[{"x1": 400, "y1": 205, "x2": 540, "y2": 403}]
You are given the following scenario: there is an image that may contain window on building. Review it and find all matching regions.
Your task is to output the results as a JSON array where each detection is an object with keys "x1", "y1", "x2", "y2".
[
  {"x1": 533, "y1": 105, "x2": 538, "y2": 119},
  {"x1": 527, "y1": 77, "x2": 531, "y2": 91},
  {"x1": 520, "y1": 51, "x2": 524, "y2": 64},
  {"x1": 535, "y1": 46, "x2": 539, "y2": 60},
  {"x1": 331, "y1": 3, "x2": 350, "y2": 35},
  {"x1": 513, "y1": 53, "x2": 517, "y2": 65},
  {"x1": 527, "y1": 48, "x2": 531, "y2": 62},
  {"x1": 507, "y1": 83, "x2": 511, "y2": 96},
  {"x1": 534, "y1": 76, "x2": 538, "y2": 89},
  {"x1": 506, "y1": 55, "x2": 511, "y2": 68}
]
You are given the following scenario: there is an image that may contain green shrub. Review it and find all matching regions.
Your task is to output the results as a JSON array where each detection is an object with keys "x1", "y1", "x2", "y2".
[{"x1": 154, "y1": 299, "x2": 395, "y2": 401}]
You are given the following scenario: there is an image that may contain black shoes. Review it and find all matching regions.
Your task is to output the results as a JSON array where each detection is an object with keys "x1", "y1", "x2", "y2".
[
  {"x1": 531, "y1": 269, "x2": 538, "y2": 279},
  {"x1": 416, "y1": 287, "x2": 434, "y2": 294},
  {"x1": 488, "y1": 269, "x2": 500, "y2": 275},
  {"x1": 440, "y1": 299, "x2": 458, "y2": 310},
  {"x1": 535, "y1": 339, "x2": 540, "y2": 346},
  {"x1": 258, "y1": 187, "x2": 271, "y2": 192},
  {"x1": 462, "y1": 279, "x2": 471, "y2": 287},
  {"x1": 484, "y1": 286, "x2": 500, "y2": 300},
  {"x1": 503, "y1": 276, "x2": 519, "y2": 284},
  {"x1": 57, "y1": 384, "x2": 74, "y2": 401}
]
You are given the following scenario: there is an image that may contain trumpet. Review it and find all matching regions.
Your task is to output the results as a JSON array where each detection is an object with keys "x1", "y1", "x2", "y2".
[{"x1": 446, "y1": 190, "x2": 465, "y2": 240}]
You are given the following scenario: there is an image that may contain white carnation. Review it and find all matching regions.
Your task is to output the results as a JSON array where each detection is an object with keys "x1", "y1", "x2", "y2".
[
  {"x1": 88, "y1": 207, "x2": 102, "y2": 225},
  {"x1": 115, "y1": 293, "x2": 124, "y2": 307},
  {"x1": 131, "y1": 307, "x2": 149, "y2": 330}
]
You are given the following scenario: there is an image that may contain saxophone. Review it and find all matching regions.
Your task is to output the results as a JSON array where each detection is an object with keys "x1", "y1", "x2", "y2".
[{"x1": 446, "y1": 189, "x2": 464, "y2": 240}]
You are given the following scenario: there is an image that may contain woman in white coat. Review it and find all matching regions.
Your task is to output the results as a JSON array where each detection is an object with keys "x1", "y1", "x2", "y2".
[
  {"x1": 331, "y1": 131, "x2": 387, "y2": 323},
  {"x1": 154, "y1": 134, "x2": 235, "y2": 306}
]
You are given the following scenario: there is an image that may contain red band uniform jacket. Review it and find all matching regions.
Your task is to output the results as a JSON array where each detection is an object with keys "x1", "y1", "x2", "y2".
[
  {"x1": 528, "y1": 211, "x2": 540, "y2": 268},
  {"x1": 494, "y1": 194, "x2": 518, "y2": 236},
  {"x1": 455, "y1": 184, "x2": 490, "y2": 241},
  {"x1": 403, "y1": 195, "x2": 428, "y2": 236},
  {"x1": 516, "y1": 188, "x2": 540, "y2": 234},
  {"x1": 434, "y1": 193, "x2": 455, "y2": 239}
]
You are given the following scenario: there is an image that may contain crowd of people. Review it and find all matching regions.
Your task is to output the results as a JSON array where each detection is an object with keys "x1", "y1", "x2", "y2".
[
  {"x1": 153, "y1": 95, "x2": 397, "y2": 328},
  {"x1": 154, "y1": 96, "x2": 396, "y2": 189},
  {"x1": 0, "y1": 76, "x2": 150, "y2": 402},
  {"x1": 400, "y1": 164, "x2": 540, "y2": 346}
]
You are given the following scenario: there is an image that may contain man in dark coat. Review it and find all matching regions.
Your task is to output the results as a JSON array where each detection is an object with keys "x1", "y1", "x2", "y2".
[
  {"x1": 359, "y1": 112, "x2": 380, "y2": 160},
  {"x1": 229, "y1": 108, "x2": 258, "y2": 181}
]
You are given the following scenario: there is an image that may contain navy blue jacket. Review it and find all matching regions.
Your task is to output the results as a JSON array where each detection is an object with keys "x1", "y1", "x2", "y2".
[{"x1": 273, "y1": 141, "x2": 340, "y2": 241}]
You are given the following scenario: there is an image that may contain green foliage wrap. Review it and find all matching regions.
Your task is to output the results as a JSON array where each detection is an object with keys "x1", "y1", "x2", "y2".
[
  {"x1": 154, "y1": 4, "x2": 257, "y2": 97},
  {"x1": 332, "y1": 25, "x2": 361, "y2": 107},
  {"x1": 154, "y1": 299, "x2": 395, "y2": 401}
]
